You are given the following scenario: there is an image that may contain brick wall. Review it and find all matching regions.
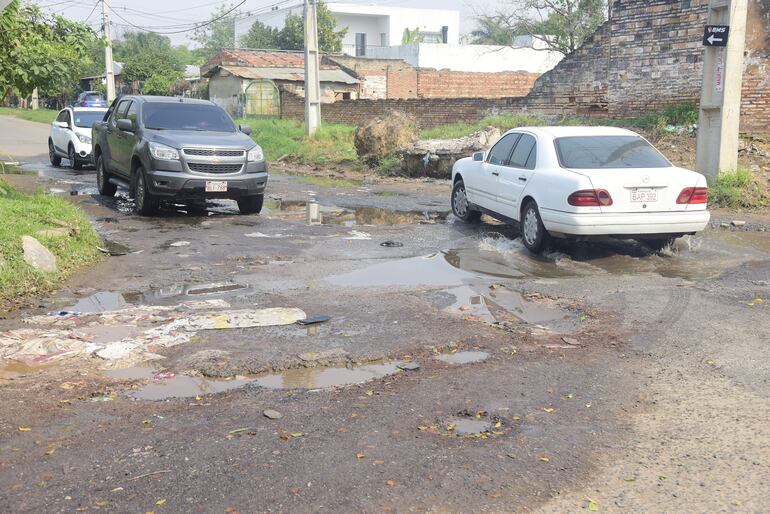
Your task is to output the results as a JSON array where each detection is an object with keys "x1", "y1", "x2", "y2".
[
  {"x1": 280, "y1": 90, "x2": 533, "y2": 128},
  {"x1": 416, "y1": 70, "x2": 540, "y2": 99}
]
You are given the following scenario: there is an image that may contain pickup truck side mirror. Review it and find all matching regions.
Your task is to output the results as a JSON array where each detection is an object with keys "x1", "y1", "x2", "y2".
[
  {"x1": 54, "y1": 121, "x2": 69, "y2": 129},
  {"x1": 473, "y1": 151, "x2": 486, "y2": 162},
  {"x1": 116, "y1": 118, "x2": 134, "y2": 132},
  {"x1": 239, "y1": 124, "x2": 252, "y2": 136}
]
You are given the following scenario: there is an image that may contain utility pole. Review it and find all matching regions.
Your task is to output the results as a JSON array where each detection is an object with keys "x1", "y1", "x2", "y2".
[
  {"x1": 695, "y1": 0, "x2": 748, "y2": 184},
  {"x1": 102, "y1": 0, "x2": 116, "y2": 103},
  {"x1": 303, "y1": 0, "x2": 321, "y2": 136}
]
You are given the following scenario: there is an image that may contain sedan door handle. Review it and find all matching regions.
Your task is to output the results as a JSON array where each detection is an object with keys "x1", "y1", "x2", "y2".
[
  {"x1": 491, "y1": 171, "x2": 500, "y2": 176},
  {"x1": 518, "y1": 177, "x2": 527, "y2": 182}
]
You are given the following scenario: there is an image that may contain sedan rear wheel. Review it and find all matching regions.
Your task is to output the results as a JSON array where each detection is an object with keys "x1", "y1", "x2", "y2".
[
  {"x1": 520, "y1": 201, "x2": 550, "y2": 254},
  {"x1": 451, "y1": 179, "x2": 481, "y2": 223}
]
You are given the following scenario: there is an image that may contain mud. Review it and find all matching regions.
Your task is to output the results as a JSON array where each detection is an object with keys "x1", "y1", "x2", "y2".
[
  {"x1": 264, "y1": 198, "x2": 447, "y2": 226},
  {"x1": 434, "y1": 351, "x2": 490, "y2": 365}
]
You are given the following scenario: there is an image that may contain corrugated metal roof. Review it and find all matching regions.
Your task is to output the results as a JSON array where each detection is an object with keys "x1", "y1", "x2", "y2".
[{"x1": 214, "y1": 65, "x2": 358, "y2": 85}]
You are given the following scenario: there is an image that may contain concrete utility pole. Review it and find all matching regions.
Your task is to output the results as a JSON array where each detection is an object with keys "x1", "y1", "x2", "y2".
[
  {"x1": 695, "y1": 0, "x2": 749, "y2": 183},
  {"x1": 102, "y1": 0, "x2": 116, "y2": 102},
  {"x1": 303, "y1": 0, "x2": 321, "y2": 136}
]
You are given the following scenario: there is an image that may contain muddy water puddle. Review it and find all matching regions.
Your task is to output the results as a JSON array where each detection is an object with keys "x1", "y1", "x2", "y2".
[
  {"x1": 263, "y1": 199, "x2": 446, "y2": 226},
  {"x1": 447, "y1": 418, "x2": 492, "y2": 436},
  {"x1": 434, "y1": 352, "x2": 490, "y2": 365},
  {"x1": 253, "y1": 362, "x2": 402, "y2": 390},
  {"x1": 107, "y1": 367, "x2": 252, "y2": 400},
  {"x1": 0, "y1": 360, "x2": 53, "y2": 380}
]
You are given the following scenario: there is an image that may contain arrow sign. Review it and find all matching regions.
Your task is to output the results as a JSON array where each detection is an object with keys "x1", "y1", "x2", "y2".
[{"x1": 703, "y1": 25, "x2": 729, "y2": 47}]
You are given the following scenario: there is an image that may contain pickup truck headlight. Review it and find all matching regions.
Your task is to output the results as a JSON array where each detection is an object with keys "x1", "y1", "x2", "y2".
[
  {"x1": 247, "y1": 145, "x2": 264, "y2": 162},
  {"x1": 149, "y1": 142, "x2": 180, "y2": 160},
  {"x1": 77, "y1": 133, "x2": 91, "y2": 144}
]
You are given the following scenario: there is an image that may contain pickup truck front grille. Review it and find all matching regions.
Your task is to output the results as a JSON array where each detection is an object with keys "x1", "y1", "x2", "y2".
[
  {"x1": 188, "y1": 163, "x2": 242, "y2": 174},
  {"x1": 183, "y1": 148, "x2": 245, "y2": 157}
]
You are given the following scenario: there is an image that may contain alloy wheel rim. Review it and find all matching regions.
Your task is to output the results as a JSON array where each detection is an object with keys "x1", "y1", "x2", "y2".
[
  {"x1": 523, "y1": 208, "x2": 538, "y2": 246},
  {"x1": 136, "y1": 175, "x2": 145, "y2": 210},
  {"x1": 453, "y1": 186, "x2": 468, "y2": 217}
]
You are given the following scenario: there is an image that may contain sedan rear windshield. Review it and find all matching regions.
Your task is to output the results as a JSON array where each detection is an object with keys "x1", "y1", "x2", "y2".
[
  {"x1": 554, "y1": 136, "x2": 671, "y2": 169},
  {"x1": 73, "y1": 111, "x2": 106, "y2": 128},
  {"x1": 142, "y1": 103, "x2": 235, "y2": 132}
]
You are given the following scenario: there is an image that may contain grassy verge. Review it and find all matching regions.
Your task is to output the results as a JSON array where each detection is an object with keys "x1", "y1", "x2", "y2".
[
  {"x1": 0, "y1": 178, "x2": 102, "y2": 307},
  {"x1": 0, "y1": 107, "x2": 57, "y2": 124},
  {"x1": 236, "y1": 118, "x2": 357, "y2": 166},
  {"x1": 709, "y1": 169, "x2": 770, "y2": 209}
]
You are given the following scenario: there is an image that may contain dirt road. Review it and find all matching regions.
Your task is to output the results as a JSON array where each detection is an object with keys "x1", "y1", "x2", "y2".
[{"x1": 1, "y1": 123, "x2": 769, "y2": 513}]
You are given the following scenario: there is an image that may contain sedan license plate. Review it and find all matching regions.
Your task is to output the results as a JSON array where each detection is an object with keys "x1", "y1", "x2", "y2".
[
  {"x1": 631, "y1": 189, "x2": 658, "y2": 203},
  {"x1": 205, "y1": 181, "x2": 227, "y2": 193}
]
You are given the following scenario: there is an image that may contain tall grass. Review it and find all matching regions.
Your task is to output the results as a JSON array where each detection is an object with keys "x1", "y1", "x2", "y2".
[{"x1": 0, "y1": 107, "x2": 58, "y2": 124}]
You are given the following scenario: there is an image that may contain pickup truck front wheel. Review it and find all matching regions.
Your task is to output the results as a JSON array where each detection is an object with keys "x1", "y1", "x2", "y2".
[
  {"x1": 96, "y1": 155, "x2": 117, "y2": 197},
  {"x1": 237, "y1": 194, "x2": 263, "y2": 215},
  {"x1": 134, "y1": 167, "x2": 159, "y2": 216}
]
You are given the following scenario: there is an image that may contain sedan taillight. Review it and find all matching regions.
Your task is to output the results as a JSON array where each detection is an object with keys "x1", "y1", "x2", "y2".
[
  {"x1": 676, "y1": 187, "x2": 708, "y2": 204},
  {"x1": 568, "y1": 189, "x2": 613, "y2": 207}
]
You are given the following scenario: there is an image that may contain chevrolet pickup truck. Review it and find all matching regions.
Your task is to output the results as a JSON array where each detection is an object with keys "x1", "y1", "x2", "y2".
[{"x1": 92, "y1": 95, "x2": 267, "y2": 215}]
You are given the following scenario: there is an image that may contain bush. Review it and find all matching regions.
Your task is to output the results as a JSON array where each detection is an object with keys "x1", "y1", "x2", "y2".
[{"x1": 709, "y1": 169, "x2": 768, "y2": 209}]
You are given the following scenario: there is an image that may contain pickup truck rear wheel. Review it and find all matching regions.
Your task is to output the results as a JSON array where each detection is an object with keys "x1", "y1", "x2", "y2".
[
  {"x1": 96, "y1": 155, "x2": 117, "y2": 197},
  {"x1": 237, "y1": 194, "x2": 264, "y2": 215},
  {"x1": 48, "y1": 140, "x2": 61, "y2": 167},
  {"x1": 134, "y1": 167, "x2": 159, "y2": 216}
]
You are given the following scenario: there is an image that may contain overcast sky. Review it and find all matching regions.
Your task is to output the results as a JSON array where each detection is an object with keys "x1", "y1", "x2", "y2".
[{"x1": 40, "y1": 0, "x2": 507, "y2": 46}]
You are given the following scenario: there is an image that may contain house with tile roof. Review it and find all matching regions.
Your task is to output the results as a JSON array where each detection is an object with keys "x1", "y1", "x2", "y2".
[{"x1": 202, "y1": 49, "x2": 359, "y2": 117}]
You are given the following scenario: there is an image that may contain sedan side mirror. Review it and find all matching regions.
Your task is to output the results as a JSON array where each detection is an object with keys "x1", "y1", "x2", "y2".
[
  {"x1": 473, "y1": 151, "x2": 486, "y2": 162},
  {"x1": 239, "y1": 124, "x2": 252, "y2": 136},
  {"x1": 54, "y1": 121, "x2": 69, "y2": 129},
  {"x1": 116, "y1": 118, "x2": 134, "y2": 132}
]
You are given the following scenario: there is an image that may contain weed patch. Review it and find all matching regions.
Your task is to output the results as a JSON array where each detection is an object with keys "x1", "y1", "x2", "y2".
[
  {"x1": 709, "y1": 169, "x2": 769, "y2": 209},
  {"x1": 0, "y1": 107, "x2": 58, "y2": 124}
]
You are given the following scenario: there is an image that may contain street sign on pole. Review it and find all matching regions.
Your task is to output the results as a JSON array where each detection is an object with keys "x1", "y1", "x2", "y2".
[
  {"x1": 703, "y1": 25, "x2": 730, "y2": 46},
  {"x1": 695, "y1": 0, "x2": 748, "y2": 184}
]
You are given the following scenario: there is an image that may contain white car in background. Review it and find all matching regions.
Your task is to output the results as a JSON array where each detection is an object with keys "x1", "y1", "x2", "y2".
[
  {"x1": 451, "y1": 126, "x2": 710, "y2": 253},
  {"x1": 48, "y1": 107, "x2": 108, "y2": 170}
]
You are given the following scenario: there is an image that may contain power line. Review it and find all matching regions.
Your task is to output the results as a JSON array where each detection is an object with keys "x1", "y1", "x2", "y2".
[
  {"x1": 83, "y1": 0, "x2": 101, "y2": 23},
  {"x1": 109, "y1": 0, "x2": 248, "y2": 35}
]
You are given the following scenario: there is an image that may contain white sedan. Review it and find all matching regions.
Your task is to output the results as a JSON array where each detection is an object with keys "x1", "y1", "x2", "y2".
[{"x1": 451, "y1": 126, "x2": 710, "y2": 253}]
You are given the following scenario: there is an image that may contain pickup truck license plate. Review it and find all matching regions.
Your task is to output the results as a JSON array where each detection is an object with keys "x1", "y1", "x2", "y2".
[
  {"x1": 631, "y1": 189, "x2": 657, "y2": 203},
  {"x1": 205, "y1": 181, "x2": 227, "y2": 193}
]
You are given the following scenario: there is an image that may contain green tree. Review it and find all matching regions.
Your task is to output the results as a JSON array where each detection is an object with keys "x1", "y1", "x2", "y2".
[
  {"x1": 471, "y1": 15, "x2": 518, "y2": 45},
  {"x1": 141, "y1": 73, "x2": 178, "y2": 95},
  {"x1": 241, "y1": 20, "x2": 279, "y2": 49},
  {"x1": 401, "y1": 27, "x2": 424, "y2": 45},
  {"x1": 486, "y1": 0, "x2": 608, "y2": 55},
  {"x1": 191, "y1": 3, "x2": 236, "y2": 62},
  {"x1": 0, "y1": 0, "x2": 97, "y2": 101},
  {"x1": 275, "y1": 2, "x2": 347, "y2": 52}
]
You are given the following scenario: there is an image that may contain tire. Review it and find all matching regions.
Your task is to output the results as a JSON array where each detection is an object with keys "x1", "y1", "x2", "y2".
[
  {"x1": 451, "y1": 179, "x2": 481, "y2": 223},
  {"x1": 134, "y1": 167, "x2": 159, "y2": 216},
  {"x1": 68, "y1": 145, "x2": 82, "y2": 171},
  {"x1": 48, "y1": 140, "x2": 61, "y2": 167},
  {"x1": 520, "y1": 200, "x2": 550, "y2": 254},
  {"x1": 96, "y1": 154, "x2": 117, "y2": 197},
  {"x1": 641, "y1": 237, "x2": 676, "y2": 252},
  {"x1": 237, "y1": 194, "x2": 264, "y2": 215},
  {"x1": 186, "y1": 200, "x2": 208, "y2": 215}
]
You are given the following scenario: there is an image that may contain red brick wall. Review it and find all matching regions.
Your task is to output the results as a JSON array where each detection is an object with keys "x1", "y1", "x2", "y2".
[
  {"x1": 416, "y1": 70, "x2": 539, "y2": 99},
  {"x1": 280, "y1": 91, "x2": 534, "y2": 128},
  {"x1": 386, "y1": 68, "x2": 419, "y2": 98}
]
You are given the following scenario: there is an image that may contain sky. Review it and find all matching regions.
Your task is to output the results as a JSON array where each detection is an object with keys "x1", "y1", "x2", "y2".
[{"x1": 39, "y1": 0, "x2": 507, "y2": 46}]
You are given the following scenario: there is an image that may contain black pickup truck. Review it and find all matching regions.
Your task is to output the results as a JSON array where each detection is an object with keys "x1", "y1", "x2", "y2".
[{"x1": 92, "y1": 95, "x2": 267, "y2": 215}]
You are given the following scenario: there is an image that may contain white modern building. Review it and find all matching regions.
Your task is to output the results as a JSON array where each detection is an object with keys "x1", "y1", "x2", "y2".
[
  {"x1": 236, "y1": 2, "x2": 460, "y2": 57},
  {"x1": 365, "y1": 37, "x2": 564, "y2": 74}
]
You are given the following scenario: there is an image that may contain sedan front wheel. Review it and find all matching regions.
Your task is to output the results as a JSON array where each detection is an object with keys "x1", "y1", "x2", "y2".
[{"x1": 451, "y1": 179, "x2": 481, "y2": 223}]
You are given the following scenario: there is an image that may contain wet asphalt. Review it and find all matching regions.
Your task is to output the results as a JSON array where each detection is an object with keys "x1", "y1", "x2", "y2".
[{"x1": 1, "y1": 124, "x2": 770, "y2": 512}]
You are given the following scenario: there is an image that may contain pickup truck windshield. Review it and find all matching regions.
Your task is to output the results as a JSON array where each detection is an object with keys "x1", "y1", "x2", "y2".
[
  {"x1": 143, "y1": 103, "x2": 236, "y2": 132},
  {"x1": 554, "y1": 136, "x2": 671, "y2": 169}
]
